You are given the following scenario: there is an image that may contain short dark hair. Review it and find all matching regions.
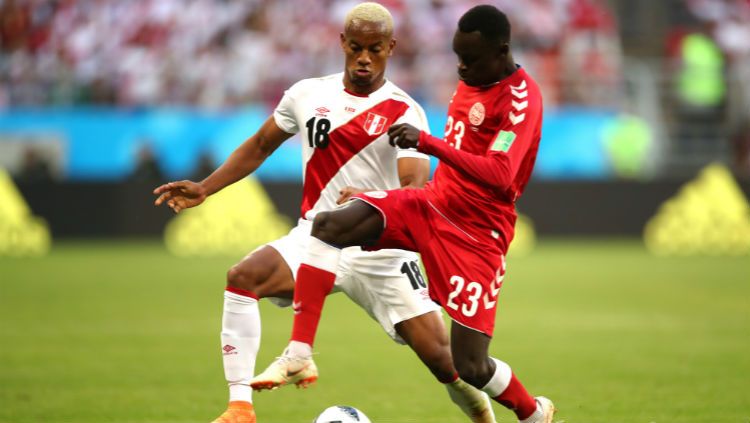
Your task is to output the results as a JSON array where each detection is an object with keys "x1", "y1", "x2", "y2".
[{"x1": 458, "y1": 5, "x2": 511, "y2": 43}]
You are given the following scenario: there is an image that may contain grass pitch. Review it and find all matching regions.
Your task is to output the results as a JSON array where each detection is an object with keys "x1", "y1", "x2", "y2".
[{"x1": 1, "y1": 240, "x2": 748, "y2": 423}]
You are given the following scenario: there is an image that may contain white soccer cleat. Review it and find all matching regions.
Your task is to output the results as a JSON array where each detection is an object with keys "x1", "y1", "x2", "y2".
[
  {"x1": 532, "y1": 396, "x2": 556, "y2": 423},
  {"x1": 249, "y1": 350, "x2": 318, "y2": 391}
]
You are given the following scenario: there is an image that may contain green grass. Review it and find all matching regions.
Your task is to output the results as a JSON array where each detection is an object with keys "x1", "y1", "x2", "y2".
[{"x1": 1, "y1": 240, "x2": 748, "y2": 423}]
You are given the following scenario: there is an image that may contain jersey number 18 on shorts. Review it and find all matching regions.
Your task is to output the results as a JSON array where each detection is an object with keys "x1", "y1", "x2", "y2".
[{"x1": 400, "y1": 260, "x2": 427, "y2": 290}]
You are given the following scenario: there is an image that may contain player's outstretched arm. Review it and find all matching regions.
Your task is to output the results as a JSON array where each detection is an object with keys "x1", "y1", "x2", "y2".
[
  {"x1": 389, "y1": 122, "x2": 533, "y2": 191},
  {"x1": 153, "y1": 117, "x2": 293, "y2": 213}
]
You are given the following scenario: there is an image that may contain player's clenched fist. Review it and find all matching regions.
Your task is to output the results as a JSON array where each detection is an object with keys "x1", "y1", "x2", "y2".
[
  {"x1": 388, "y1": 123, "x2": 421, "y2": 149},
  {"x1": 153, "y1": 180, "x2": 207, "y2": 213}
]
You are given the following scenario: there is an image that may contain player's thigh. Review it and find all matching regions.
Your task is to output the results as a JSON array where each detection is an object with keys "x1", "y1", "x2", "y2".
[
  {"x1": 419, "y1": 223, "x2": 505, "y2": 337},
  {"x1": 313, "y1": 200, "x2": 385, "y2": 247},
  {"x1": 349, "y1": 189, "x2": 431, "y2": 251},
  {"x1": 335, "y1": 252, "x2": 439, "y2": 343},
  {"x1": 394, "y1": 310, "x2": 456, "y2": 380},
  {"x1": 227, "y1": 245, "x2": 295, "y2": 299}
]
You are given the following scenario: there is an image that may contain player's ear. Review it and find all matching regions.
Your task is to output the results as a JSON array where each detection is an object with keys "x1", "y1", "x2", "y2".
[
  {"x1": 498, "y1": 42, "x2": 510, "y2": 57},
  {"x1": 388, "y1": 38, "x2": 396, "y2": 57},
  {"x1": 340, "y1": 33, "x2": 346, "y2": 50}
]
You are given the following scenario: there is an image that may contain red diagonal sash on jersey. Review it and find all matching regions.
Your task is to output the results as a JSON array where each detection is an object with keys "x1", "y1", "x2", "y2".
[{"x1": 301, "y1": 98, "x2": 409, "y2": 217}]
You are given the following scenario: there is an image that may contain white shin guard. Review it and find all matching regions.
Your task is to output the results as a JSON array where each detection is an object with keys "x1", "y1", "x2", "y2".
[{"x1": 481, "y1": 358, "x2": 513, "y2": 397}]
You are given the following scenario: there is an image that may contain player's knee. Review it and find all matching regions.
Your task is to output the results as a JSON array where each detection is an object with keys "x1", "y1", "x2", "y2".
[
  {"x1": 226, "y1": 264, "x2": 262, "y2": 294},
  {"x1": 454, "y1": 356, "x2": 493, "y2": 388}
]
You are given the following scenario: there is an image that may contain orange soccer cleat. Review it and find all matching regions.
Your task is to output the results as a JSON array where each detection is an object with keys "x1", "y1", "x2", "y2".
[{"x1": 211, "y1": 401, "x2": 256, "y2": 423}]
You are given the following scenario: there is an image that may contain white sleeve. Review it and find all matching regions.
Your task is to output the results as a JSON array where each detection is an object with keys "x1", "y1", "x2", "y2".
[
  {"x1": 395, "y1": 102, "x2": 430, "y2": 160},
  {"x1": 273, "y1": 81, "x2": 302, "y2": 134}
]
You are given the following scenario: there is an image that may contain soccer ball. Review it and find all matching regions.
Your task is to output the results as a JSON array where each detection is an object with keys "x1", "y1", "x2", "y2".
[{"x1": 313, "y1": 405, "x2": 371, "y2": 423}]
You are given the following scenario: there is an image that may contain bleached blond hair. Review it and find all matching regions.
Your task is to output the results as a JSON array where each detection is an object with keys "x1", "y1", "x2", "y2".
[{"x1": 344, "y1": 2, "x2": 394, "y2": 35}]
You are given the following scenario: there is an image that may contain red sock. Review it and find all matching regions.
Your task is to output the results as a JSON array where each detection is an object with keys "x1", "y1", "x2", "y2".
[
  {"x1": 493, "y1": 373, "x2": 538, "y2": 420},
  {"x1": 290, "y1": 263, "x2": 336, "y2": 346}
]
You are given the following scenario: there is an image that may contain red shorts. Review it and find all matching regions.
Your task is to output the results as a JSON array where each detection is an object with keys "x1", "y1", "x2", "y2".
[{"x1": 353, "y1": 189, "x2": 506, "y2": 336}]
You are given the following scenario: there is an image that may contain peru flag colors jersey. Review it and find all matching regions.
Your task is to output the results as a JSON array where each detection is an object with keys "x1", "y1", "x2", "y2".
[
  {"x1": 273, "y1": 72, "x2": 429, "y2": 220},
  {"x1": 425, "y1": 67, "x2": 543, "y2": 250}
]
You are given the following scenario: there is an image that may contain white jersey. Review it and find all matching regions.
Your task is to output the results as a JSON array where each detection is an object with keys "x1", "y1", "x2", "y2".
[
  {"x1": 266, "y1": 74, "x2": 440, "y2": 340},
  {"x1": 273, "y1": 72, "x2": 430, "y2": 220}
]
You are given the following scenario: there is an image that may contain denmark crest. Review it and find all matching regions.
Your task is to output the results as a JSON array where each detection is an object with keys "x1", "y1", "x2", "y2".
[
  {"x1": 469, "y1": 102, "x2": 485, "y2": 125},
  {"x1": 363, "y1": 112, "x2": 388, "y2": 136}
]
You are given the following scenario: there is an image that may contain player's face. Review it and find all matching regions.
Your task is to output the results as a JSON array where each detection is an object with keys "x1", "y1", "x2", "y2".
[
  {"x1": 340, "y1": 21, "x2": 395, "y2": 91},
  {"x1": 452, "y1": 30, "x2": 507, "y2": 87}
]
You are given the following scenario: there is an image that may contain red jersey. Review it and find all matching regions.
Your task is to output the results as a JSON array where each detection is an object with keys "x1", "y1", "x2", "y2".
[{"x1": 418, "y1": 67, "x2": 543, "y2": 251}]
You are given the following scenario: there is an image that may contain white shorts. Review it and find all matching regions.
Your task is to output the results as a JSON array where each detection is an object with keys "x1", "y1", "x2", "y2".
[{"x1": 265, "y1": 219, "x2": 440, "y2": 344}]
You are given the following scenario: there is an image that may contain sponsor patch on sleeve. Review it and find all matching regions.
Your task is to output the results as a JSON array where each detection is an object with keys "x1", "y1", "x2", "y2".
[{"x1": 491, "y1": 130, "x2": 517, "y2": 152}]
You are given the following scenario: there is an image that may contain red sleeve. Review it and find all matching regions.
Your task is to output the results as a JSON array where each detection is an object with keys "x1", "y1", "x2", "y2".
[
  {"x1": 417, "y1": 96, "x2": 541, "y2": 191},
  {"x1": 418, "y1": 132, "x2": 511, "y2": 189}
]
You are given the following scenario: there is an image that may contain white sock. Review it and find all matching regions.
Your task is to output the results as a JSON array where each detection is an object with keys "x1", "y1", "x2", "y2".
[
  {"x1": 286, "y1": 340, "x2": 313, "y2": 358},
  {"x1": 445, "y1": 377, "x2": 497, "y2": 423},
  {"x1": 221, "y1": 290, "x2": 261, "y2": 403},
  {"x1": 519, "y1": 404, "x2": 543, "y2": 423},
  {"x1": 480, "y1": 358, "x2": 512, "y2": 397},
  {"x1": 304, "y1": 237, "x2": 342, "y2": 273}
]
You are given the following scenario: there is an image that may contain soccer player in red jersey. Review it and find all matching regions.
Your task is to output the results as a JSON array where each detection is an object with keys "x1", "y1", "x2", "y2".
[
  {"x1": 259, "y1": 5, "x2": 556, "y2": 423},
  {"x1": 155, "y1": 3, "x2": 496, "y2": 423}
]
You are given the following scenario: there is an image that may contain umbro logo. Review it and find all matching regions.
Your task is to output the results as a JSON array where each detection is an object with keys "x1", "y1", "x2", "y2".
[
  {"x1": 222, "y1": 344, "x2": 237, "y2": 355},
  {"x1": 292, "y1": 301, "x2": 302, "y2": 315},
  {"x1": 315, "y1": 107, "x2": 330, "y2": 117}
]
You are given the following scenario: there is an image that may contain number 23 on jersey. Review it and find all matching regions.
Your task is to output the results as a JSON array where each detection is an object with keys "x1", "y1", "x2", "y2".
[
  {"x1": 444, "y1": 115, "x2": 465, "y2": 150},
  {"x1": 446, "y1": 266, "x2": 503, "y2": 317}
]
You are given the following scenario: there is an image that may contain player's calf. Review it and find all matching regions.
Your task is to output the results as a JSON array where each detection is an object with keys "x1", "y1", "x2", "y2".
[
  {"x1": 397, "y1": 315, "x2": 497, "y2": 422},
  {"x1": 453, "y1": 354, "x2": 496, "y2": 389}
]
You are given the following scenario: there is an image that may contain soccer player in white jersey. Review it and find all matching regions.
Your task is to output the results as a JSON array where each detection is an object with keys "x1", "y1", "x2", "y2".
[{"x1": 153, "y1": 3, "x2": 496, "y2": 423}]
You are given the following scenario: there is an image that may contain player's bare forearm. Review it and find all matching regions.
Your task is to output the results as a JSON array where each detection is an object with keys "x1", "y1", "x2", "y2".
[
  {"x1": 201, "y1": 117, "x2": 292, "y2": 196},
  {"x1": 199, "y1": 143, "x2": 263, "y2": 196},
  {"x1": 153, "y1": 117, "x2": 291, "y2": 213}
]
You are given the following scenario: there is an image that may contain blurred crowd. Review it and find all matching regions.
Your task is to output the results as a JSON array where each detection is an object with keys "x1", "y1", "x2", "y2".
[
  {"x1": 0, "y1": 0, "x2": 622, "y2": 109},
  {"x1": 671, "y1": 0, "x2": 750, "y2": 175}
]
